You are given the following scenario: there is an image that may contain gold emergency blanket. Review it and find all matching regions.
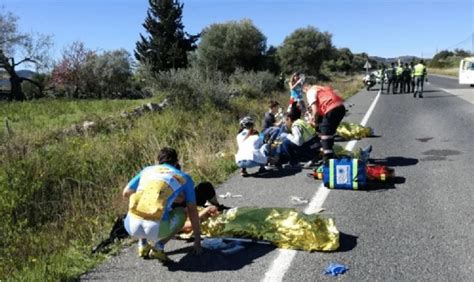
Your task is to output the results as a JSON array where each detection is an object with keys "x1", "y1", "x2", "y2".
[
  {"x1": 337, "y1": 122, "x2": 373, "y2": 140},
  {"x1": 199, "y1": 207, "x2": 339, "y2": 252}
]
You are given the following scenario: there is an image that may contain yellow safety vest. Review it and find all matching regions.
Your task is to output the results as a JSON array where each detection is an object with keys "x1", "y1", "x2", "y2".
[
  {"x1": 396, "y1": 66, "x2": 403, "y2": 76},
  {"x1": 414, "y1": 63, "x2": 426, "y2": 77},
  {"x1": 293, "y1": 119, "x2": 316, "y2": 144}
]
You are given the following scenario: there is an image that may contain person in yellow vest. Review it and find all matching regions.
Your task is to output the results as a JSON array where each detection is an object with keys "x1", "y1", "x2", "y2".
[
  {"x1": 122, "y1": 147, "x2": 202, "y2": 263},
  {"x1": 395, "y1": 63, "x2": 404, "y2": 94},
  {"x1": 413, "y1": 60, "x2": 428, "y2": 98},
  {"x1": 277, "y1": 103, "x2": 320, "y2": 167}
]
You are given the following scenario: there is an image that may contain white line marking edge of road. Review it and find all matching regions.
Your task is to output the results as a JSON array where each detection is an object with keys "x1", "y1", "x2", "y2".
[{"x1": 261, "y1": 90, "x2": 382, "y2": 282}]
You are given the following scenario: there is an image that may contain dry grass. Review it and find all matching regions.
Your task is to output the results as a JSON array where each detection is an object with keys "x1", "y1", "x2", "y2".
[{"x1": 429, "y1": 68, "x2": 458, "y2": 77}]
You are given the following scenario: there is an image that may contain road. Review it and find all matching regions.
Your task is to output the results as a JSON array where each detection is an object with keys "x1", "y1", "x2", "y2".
[{"x1": 82, "y1": 75, "x2": 473, "y2": 281}]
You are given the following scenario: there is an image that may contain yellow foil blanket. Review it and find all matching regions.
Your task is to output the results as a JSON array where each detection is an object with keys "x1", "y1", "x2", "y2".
[
  {"x1": 337, "y1": 122, "x2": 373, "y2": 140},
  {"x1": 199, "y1": 207, "x2": 339, "y2": 252}
]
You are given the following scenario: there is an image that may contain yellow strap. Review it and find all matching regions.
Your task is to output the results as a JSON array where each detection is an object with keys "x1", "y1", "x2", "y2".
[
  {"x1": 329, "y1": 159, "x2": 335, "y2": 188},
  {"x1": 352, "y1": 159, "x2": 358, "y2": 190}
]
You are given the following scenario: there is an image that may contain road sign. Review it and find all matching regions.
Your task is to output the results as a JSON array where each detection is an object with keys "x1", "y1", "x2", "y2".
[{"x1": 364, "y1": 61, "x2": 372, "y2": 69}]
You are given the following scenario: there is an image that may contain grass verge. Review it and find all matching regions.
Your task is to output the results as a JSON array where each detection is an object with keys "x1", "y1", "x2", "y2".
[{"x1": 0, "y1": 76, "x2": 362, "y2": 281}]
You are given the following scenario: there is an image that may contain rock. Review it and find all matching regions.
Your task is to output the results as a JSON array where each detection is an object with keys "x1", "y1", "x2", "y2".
[{"x1": 83, "y1": 121, "x2": 96, "y2": 131}]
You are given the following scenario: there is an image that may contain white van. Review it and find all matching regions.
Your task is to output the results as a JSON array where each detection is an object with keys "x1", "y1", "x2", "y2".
[{"x1": 459, "y1": 57, "x2": 474, "y2": 86}]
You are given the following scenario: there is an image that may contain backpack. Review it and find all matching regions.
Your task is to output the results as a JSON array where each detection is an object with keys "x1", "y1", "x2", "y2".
[
  {"x1": 323, "y1": 158, "x2": 367, "y2": 189},
  {"x1": 366, "y1": 165, "x2": 395, "y2": 182}
]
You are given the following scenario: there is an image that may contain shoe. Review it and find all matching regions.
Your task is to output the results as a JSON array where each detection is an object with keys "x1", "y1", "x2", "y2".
[
  {"x1": 413, "y1": 92, "x2": 417, "y2": 98},
  {"x1": 148, "y1": 248, "x2": 171, "y2": 263},
  {"x1": 240, "y1": 168, "x2": 249, "y2": 177},
  {"x1": 138, "y1": 244, "x2": 152, "y2": 258},
  {"x1": 419, "y1": 94, "x2": 423, "y2": 98},
  {"x1": 303, "y1": 160, "x2": 317, "y2": 169}
]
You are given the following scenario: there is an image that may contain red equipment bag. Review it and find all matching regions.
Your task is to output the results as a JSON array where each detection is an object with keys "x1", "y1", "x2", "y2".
[{"x1": 366, "y1": 165, "x2": 394, "y2": 182}]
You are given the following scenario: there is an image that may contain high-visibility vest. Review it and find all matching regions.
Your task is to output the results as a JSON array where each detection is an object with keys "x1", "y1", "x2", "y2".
[
  {"x1": 293, "y1": 119, "x2": 316, "y2": 144},
  {"x1": 396, "y1": 66, "x2": 403, "y2": 76},
  {"x1": 129, "y1": 166, "x2": 186, "y2": 221},
  {"x1": 306, "y1": 86, "x2": 344, "y2": 116},
  {"x1": 414, "y1": 63, "x2": 426, "y2": 77}
]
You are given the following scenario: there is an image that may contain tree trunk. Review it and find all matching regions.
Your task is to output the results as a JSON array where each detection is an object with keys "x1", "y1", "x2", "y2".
[{"x1": 10, "y1": 74, "x2": 26, "y2": 101}]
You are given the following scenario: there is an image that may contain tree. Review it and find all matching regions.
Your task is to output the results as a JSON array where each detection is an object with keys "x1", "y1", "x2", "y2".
[
  {"x1": 0, "y1": 9, "x2": 52, "y2": 101},
  {"x1": 52, "y1": 42, "x2": 133, "y2": 99},
  {"x1": 197, "y1": 19, "x2": 267, "y2": 74},
  {"x1": 135, "y1": 0, "x2": 199, "y2": 73},
  {"x1": 277, "y1": 26, "x2": 333, "y2": 76}
]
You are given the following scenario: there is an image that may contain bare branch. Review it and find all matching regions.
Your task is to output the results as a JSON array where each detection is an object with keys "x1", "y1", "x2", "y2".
[{"x1": 13, "y1": 57, "x2": 39, "y2": 67}]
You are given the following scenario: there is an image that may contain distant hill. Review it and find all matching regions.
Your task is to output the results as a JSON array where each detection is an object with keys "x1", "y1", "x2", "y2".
[
  {"x1": 370, "y1": 56, "x2": 422, "y2": 66},
  {"x1": 0, "y1": 69, "x2": 37, "y2": 88}
]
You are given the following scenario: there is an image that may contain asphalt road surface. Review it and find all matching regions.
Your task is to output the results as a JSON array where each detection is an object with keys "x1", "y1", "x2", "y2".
[{"x1": 83, "y1": 75, "x2": 473, "y2": 281}]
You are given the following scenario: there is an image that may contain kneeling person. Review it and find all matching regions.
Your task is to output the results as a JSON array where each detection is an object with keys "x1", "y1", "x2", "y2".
[
  {"x1": 122, "y1": 147, "x2": 202, "y2": 262},
  {"x1": 278, "y1": 104, "x2": 320, "y2": 166}
]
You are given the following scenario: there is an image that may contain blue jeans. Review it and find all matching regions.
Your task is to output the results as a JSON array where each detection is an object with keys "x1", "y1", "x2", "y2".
[
  {"x1": 237, "y1": 160, "x2": 263, "y2": 169},
  {"x1": 278, "y1": 137, "x2": 321, "y2": 165}
]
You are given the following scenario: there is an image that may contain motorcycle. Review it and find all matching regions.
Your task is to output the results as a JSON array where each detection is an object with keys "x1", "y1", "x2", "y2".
[{"x1": 363, "y1": 73, "x2": 377, "y2": 91}]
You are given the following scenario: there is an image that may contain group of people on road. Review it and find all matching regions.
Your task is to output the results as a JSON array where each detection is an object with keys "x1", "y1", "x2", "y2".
[
  {"x1": 235, "y1": 73, "x2": 346, "y2": 176},
  {"x1": 119, "y1": 73, "x2": 347, "y2": 264},
  {"x1": 380, "y1": 60, "x2": 428, "y2": 98}
]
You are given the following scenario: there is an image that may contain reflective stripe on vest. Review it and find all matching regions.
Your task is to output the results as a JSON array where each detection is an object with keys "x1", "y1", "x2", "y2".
[
  {"x1": 414, "y1": 64, "x2": 425, "y2": 76},
  {"x1": 293, "y1": 119, "x2": 316, "y2": 143},
  {"x1": 352, "y1": 159, "x2": 358, "y2": 190},
  {"x1": 329, "y1": 159, "x2": 335, "y2": 188}
]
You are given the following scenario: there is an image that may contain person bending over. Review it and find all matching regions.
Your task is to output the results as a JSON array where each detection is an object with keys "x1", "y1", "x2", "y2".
[{"x1": 122, "y1": 147, "x2": 202, "y2": 263}]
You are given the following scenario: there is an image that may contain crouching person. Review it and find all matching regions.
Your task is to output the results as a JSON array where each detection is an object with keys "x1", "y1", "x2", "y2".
[
  {"x1": 235, "y1": 116, "x2": 268, "y2": 176},
  {"x1": 278, "y1": 103, "x2": 320, "y2": 166},
  {"x1": 122, "y1": 147, "x2": 202, "y2": 263},
  {"x1": 303, "y1": 83, "x2": 345, "y2": 164}
]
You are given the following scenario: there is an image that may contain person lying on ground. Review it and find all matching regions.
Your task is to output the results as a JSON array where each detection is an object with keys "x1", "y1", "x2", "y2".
[
  {"x1": 122, "y1": 147, "x2": 202, "y2": 263},
  {"x1": 235, "y1": 116, "x2": 269, "y2": 176},
  {"x1": 276, "y1": 103, "x2": 320, "y2": 167},
  {"x1": 303, "y1": 82, "x2": 346, "y2": 165}
]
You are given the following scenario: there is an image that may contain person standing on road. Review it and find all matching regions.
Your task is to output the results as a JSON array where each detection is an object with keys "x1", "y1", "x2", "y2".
[
  {"x1": 410, "y1": 61, "x2": 416, "y2": 93},
  {"x1": 122, "y1": 147, "x2": 202, "y2": 263},
  {"x1": 386, "y1": 63, "x2": 397, "y2": 94},
  {"x1": 395, "y1": 63, "x2": 404, "y2": 94},
  {"x1": 379, "y1": 64, "x2": 386, "y2": 93},
  {"x1": 413, "y1": 60, "x2": 428, "y2": 98},
  {"x1": 403, "y1": 63, "x2": 412, "y2": 93},
  {"x1": 303, "y1": 83, "x2": 346, "y2": 164}
]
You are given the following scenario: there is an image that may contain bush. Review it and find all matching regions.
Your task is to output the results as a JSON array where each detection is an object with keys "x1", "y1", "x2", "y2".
[
  {"x1": 278, "y1": 26, "x2": 333, "y2": 76},
  {"x1": 197, "y1": 19, "x2": 267, "y2": 74},
  {"x1": 229, "y1": 69, "x2": 279, "y2": 98}
]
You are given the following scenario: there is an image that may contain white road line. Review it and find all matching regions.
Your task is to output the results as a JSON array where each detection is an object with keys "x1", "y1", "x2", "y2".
[{"x1": 262, "y1": 90, "x2": 382, "y2": 282}]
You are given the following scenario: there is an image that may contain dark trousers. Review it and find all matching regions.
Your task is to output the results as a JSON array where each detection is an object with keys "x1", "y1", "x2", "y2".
[
  {"x1": 404, "y1": 79, "x2": 411, "y2": 93},
  {"x1": 387, "y1": 79, "x2": 395, "y2": 94},
  {"x1": 415, "y1": 77, "x2": 424, "y2": 96},
  {"x1": 396, "y1": 77, "x2": 404, "y2": 93},
  {"x1": 279, "y1": 137, "x2": 320, "y2": 165}
]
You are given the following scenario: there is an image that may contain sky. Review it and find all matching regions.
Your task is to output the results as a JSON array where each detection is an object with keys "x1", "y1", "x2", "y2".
[{"x1": 3, "y1": 0, "x2": 474, "y2": 60}]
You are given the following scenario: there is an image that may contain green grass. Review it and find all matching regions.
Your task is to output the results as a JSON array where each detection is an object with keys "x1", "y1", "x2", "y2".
[{"x1": 0, "y1": 75, "x2": 362, "y2": 281}]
